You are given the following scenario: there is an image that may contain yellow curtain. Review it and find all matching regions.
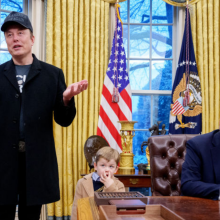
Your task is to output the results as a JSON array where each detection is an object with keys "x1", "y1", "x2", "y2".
[
  {"x1": 191, "y1": 0, "x2": 220, "y2": 133},
  {"x1": 46, "y1": 0, "x2": 109, "y2": 218}
]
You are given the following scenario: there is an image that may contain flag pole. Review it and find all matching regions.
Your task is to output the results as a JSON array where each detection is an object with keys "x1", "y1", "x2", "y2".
[{"x1": 183, "y1": 0, "x2": 190, "y2": 107}]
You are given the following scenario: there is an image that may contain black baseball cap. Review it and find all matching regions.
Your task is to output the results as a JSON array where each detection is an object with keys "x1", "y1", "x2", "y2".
[{"x1": 1, "y1": 11, "x2": 33, "y2": 33}]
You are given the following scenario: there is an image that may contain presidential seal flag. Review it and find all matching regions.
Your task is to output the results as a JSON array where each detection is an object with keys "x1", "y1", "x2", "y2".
[
  {"x1": 97, "y1": 5, "x2": 132, "y2": 152},
  {"x1": 169, "y1": 7, "x2": 202, "y2": 134}
]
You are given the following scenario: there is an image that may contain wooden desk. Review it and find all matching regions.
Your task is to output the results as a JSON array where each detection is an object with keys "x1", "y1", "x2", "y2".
[
  {"x1": 148, "y1": 196, "x2": 220, "y2": 220},
  {"x1": 80, "y1": 170, "x2": 151, "y2": 188},
  {"x1": 77, "y1": 196, "x2": 220, "y2": 220}
]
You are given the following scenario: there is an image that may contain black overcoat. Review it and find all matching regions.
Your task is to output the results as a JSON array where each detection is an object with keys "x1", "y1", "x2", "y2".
[{"x1": 0, "y1": 54, "x2": 76, "y2": 205}]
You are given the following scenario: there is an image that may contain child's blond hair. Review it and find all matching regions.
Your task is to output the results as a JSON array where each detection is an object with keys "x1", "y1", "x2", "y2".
[{"x1": 95, "y1": 146, "x2": 120, "y2": 165}]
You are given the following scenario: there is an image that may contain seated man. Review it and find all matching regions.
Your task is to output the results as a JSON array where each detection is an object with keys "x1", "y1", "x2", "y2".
[
  {"x1": 181, "y1": 129, "x2": 220, "y2": 200},
  {"x1": 71, "y1": 147, "x2": 125, "y2": 220}
]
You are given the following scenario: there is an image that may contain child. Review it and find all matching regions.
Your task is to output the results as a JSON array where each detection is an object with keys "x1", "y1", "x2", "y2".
[{"x1": 71, "y1": 146, "x2": 125, "y2": 220}]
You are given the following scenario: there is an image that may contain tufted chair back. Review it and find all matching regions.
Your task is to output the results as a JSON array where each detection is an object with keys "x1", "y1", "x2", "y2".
[{"x1": 148, "y1": 134, "x2": 198, "y2": 196}]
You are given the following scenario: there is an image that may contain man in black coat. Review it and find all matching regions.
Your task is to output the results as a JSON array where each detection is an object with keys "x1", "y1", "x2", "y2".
[{"x1": 0, "y1": 12, "x2": 88, "y2": 220}]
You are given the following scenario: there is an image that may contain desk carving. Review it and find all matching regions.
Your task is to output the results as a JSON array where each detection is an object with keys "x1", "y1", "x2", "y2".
[
  {"x1": 94, "y1": 192, "x2": 147, "y2": 206},
  {"x1": 129, "y1": 178, "x2": 139, "y2": 185}
]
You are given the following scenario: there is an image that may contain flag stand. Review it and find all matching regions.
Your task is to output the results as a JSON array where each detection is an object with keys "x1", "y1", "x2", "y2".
[{"x1": 118, "y1": 121, "x2": 137, "y2": 174}]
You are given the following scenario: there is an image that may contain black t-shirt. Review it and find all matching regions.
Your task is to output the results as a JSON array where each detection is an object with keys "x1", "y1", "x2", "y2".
[{"x1": 15, "y1": 64, "x2": 31, "y2": 140}]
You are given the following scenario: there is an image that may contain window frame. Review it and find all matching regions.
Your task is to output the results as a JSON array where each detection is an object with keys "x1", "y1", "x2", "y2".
[{"x1": 121, "y1": 0, "x2": 178, "y2": 132}]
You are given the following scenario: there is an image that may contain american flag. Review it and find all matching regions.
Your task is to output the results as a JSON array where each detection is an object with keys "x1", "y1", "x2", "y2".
[
  {"x1": 97, "y1": 8, "x2": 132, "y2": 152},
  {"x1": 172, "y1": 97, "x2": 189, "y2": 115}
]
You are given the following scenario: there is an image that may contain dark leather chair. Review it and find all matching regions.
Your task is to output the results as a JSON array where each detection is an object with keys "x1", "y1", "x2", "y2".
[{"x1": 148, "y1": 134, "x2": 198, "y2": 196}]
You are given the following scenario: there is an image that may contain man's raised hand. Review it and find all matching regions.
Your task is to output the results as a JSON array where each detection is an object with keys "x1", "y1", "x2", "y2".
[{"x1": 63, "y1": 80, "x2": 88, "y2": 106}]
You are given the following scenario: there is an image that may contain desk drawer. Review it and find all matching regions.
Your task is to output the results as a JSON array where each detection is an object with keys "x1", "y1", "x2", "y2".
[{"x1": 117, "y1": 176, "x2": 151, "y2": 187}]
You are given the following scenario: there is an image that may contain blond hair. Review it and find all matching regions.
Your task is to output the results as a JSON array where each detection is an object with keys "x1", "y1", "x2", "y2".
[{"x1": 95, "y1": 146, "x2": 120, "y2": 165}]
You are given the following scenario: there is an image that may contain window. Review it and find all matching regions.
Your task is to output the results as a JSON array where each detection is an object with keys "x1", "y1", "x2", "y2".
[
  {"x1": 0, "y1": 0, "x2": 29, "y2": 64},
  {"x1": 120, "y1": 0, "x2": 176, "y2": 165}
]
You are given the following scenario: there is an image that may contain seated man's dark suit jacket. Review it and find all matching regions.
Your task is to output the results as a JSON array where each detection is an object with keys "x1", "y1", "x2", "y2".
[{"x1": 181, "y1": 129, "x2": 220, "y2": 200}]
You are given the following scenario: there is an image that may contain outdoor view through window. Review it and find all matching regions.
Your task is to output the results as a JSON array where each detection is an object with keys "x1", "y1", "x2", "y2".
[
  {"x1": 119, "y1": 0, "x2": 174, "y2": 166},
  {"x1": 0, "y1": 0, "x2": 24, "y2": 64}
]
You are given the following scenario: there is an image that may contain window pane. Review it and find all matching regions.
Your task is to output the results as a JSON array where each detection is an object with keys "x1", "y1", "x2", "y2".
[
  {"x1": 133, "y1": 130, "x2": 151, "y2": 165},
  {"x1": 129, "y1": 60, "x2": 150, "y2": 90},
  {"x1": 0, "y1": 12, "x2": 9, "y2": 49},
  {"x1": 122, "y1": 25, "x2": 128, "y2": 58},
  {"x1": 0, "y1": 51, "x2": 11, "y2": 64},
  {"x1": 151, "y1": 60, "x2": 172, "y2": 90},
  {"x1": 152, "y1": 26, "x2": 172, "y2": 58},
  {"x1": 152, "y1": 0, "x2": 173, "y2": 24},
  {"x1": 130, "y1": 25, "x2": 150, "y2": 58},
  {"x1": 132, "y1": 95, "x2": 151, "y2": 129},
  {"x1": 1, "y1": 0, "x2": 23, "y2": 12},
  {"x1": 119, "y1": 1, "x2": 127, "y2": 23},
  {"x1": 130, "y1": 0, "x2": 150, "y2": 23},
  {"x1": 127, "y1": 0, "x2": 174, "y2": 136},
  {"x1": 152, "y1": 95, "x2": 171, "y2": 131}
]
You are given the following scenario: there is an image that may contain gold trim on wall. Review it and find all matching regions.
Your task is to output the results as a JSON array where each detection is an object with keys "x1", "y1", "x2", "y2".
[
  {"x1": 102, "y1": 0, "x2": 126, "y2": 3},
  {"x1": 162, "y1": 0, "x2": 200, "y2": 6}
]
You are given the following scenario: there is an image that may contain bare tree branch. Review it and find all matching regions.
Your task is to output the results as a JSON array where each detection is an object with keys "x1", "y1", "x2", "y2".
[
  {"x1": 142, "y1": 15, "x2": 171, "y2": 23},
  {"x1": 130, "y1": 63, "x2": 150, "y2": 72},
  {"x1": 129, "y1": 29, "x2": 172, "y2": 47},
  {"x1": 1, "y1": 0, "x2": 22, "y2": 12}
]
